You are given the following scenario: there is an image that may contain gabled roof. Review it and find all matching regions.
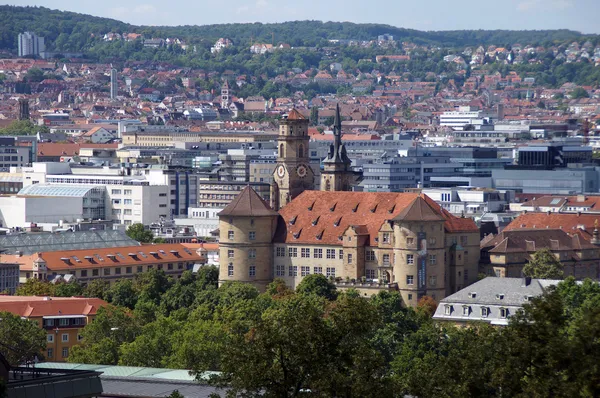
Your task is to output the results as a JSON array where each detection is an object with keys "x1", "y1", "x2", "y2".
[
  {"x1": 505, "y1": 212, "x2": 600, "y2": 242},
  {"x1": 392, "y1": 196, "x2": 445, "y2": 222},
  {"x1": 0, "y1": 296, "x2": 108, "y2": 318},
  {"x1": 218, "y1": 186, "x2": 278, "y2": 217},
  {"x1": 286, "y1": 108, "x2": 306, "y2": 120}
]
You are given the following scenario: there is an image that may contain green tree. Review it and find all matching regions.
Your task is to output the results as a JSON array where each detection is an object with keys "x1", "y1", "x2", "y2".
[
  {"x1": 108, "y1": 279, "x2": 137, "y2": 309},
  {"x1": 522, "y1": 248, "x2": 565, "y2": 279},
  {"x1": 125, "y1": 223, "x2": 154, "y2": 243},
  {"x1": 570, "y1": 87, "x2": 590, "y2": 99},
  {"x1": 83, "y1": 279, "x2": 110, "y2": 300},
  {"x1": 53, "y1": 281, "x2": 84, "y2": 297},
  {"x1": 69, "y1": 305, "x2": 140, "y2": 365},
  {"x1": 0, "y1": 311, "x2": 46, "y2": 365},
  {"x1": 119, "y1": 316, "x2": 182, "y2": 367},
  {"x1": 295, "y1": 273, "x2": 337, "y2": 300},
  {"x1": 0, "y1": 120, "x2": 47, "y2": 135},
  {"x1": 309, "y1": 106, "x2": 318, "y2": 126},
  {"x1": 15, "y1": 278, "x2": 54, "y2": 296}
]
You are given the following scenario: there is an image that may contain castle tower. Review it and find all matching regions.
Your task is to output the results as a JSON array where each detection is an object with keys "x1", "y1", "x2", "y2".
[
  {"x1": 221, "y1": 80, "x2": 231, "y2": 109},
  {"x1": 320, "y1": 104, "x2": 353, "y2": 192},
  {"x1": 272, "y1": 109, "x2": 314, "y2": 209},
  {"x1": 218, "y1": 186, "x2": 278, "y2": 290}
]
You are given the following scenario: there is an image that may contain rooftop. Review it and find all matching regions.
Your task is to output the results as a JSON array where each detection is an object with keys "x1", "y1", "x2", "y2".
[{"x1": 17, "y1": 184, "x2": 104, "y2": 198}]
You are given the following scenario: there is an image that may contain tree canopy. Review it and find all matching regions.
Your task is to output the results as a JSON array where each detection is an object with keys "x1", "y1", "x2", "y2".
[
  {"x1": 0, "y1": 311, "x2": 46, "y2": 365},
  {"x1": 125, "y1": 223, "x2": 155, "y2": 243},
  {"x1": 522, "y1": 248, "x2": 565, "y2": 279}
]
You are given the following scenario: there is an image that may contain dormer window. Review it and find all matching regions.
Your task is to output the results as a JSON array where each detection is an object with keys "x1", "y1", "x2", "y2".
[
  {"x1": 388, "y1": 205, "x2": 395, "y2": 214},
  {"x1": 370, "y1": 204, "x2": 378, "y2": 213},
  {"x1": 500, "y1": 308, "x2": 508, "y2": 318},
  {"x1": 289, "y1": 216, "x2": 297, "y2": 226},
  {"x1": 444, "y1": 305, "x2": 453, "y2": 315},
  {"x1": 308, "y1": 201, "x2": 315, "y2": 211},
  {"x1": 312, "y1": 216, "x2": 320, "y2": 226},
  {"x1": 382, "y1": 233, "x2": 390, "y2": 244},
  {"x1": 462, "y1": 306, "x2": 471, "y2": 316},
  {"x1": 496, "y1": 294, "x2": 505, "y2": 300},
  {"x1": 469, "y1": 292, "x2": 477, "y2": 299},
  {"x1": 330, "y1": 203, "x2": 337, "y2": 212},
  {"x1": 334, "y1": 217, "x2": 342, "y2": 227},
  {"x1": 352, "y1": 203, "x2": 359, "y2": 212}
]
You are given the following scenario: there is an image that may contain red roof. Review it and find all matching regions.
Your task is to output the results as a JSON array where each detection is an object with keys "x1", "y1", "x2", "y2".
[
  {"x1": 504, "y1": 212, "x2": 600, "y2": 241},
  {"x1": 274, "y1": 191, "x2": 476, "y2": 246},
  {"x1": 0, "y1": 296, "x2": 107, "y2": 318},
  {"x1": 37, "y1": 143, "x2": 118, "y2": 157}
]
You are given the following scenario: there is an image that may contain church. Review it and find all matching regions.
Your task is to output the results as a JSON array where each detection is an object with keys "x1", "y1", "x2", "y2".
[{"x1": 218, "y1": 108, "x2": 480, "y2": 305}]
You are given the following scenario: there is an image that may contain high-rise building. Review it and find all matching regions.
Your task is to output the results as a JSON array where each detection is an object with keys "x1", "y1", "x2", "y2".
[
  {"x1": 18, "y1": 98, "x2": 29, "y2": 120},
  {"x1": 18, "y1": 32, "x2": 45, "y2": 57},
  {"x1": 110, "y1": 68, "x2": 118, "y2": 99}
]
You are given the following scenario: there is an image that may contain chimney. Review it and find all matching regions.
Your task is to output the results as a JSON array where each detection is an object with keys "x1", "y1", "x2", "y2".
[{"x1": 522, "y1": 276, "x2": 532, "y2": 286}]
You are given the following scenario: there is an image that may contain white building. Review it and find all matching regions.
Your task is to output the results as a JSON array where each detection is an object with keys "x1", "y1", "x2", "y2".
[
  {"x1": 0, "y1": 184, "x2": 105, "y2": 230},
  {"x1": 439, "y1": 107, "x2": 485, "y2": 131},
  {"x1": 21, "y1": 163, "x2": 169, "y2": 226},
  {"x1": 18, "y1": 32, "x2": 45, "y2": 57},
  {"x1": 173, "y1": 206, "x2": 222, "y2": 238},
  {"x1": 422, "y1": 187, "x2": 514, "y2": 216},
  {"x1": 0, "y1": 263, "x2": 19, "y2": 294}
]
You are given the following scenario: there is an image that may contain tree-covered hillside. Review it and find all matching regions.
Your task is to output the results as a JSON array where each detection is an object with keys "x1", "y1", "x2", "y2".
[{"x1": 0, "y1": 5, "x2": 595, "y2": 54}]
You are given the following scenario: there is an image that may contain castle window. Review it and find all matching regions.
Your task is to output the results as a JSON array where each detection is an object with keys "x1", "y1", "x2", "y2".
[
  {"x1": 407, "y1": 254, "x2": 414, "y2": 265},
  {"x1": 500, "y1": 308, "x2": 508, "y2": 318},
  {"x1": 406, "y1": 275, "x2": 414, "y2": 285},
  {"x1": 429, "y1": 255, "x2": 437, "y2": 265},
  {"x1": 228, "y1": 250, "x2": 234, "y2": 258},
  {"x1": 298, "y1": 144, "x2": 304, "y2": 158},
  {"x1": 228, "y1": 263, "x2": 234, "y2": 277},
  {"x1": 275, "y1": 265, "x2": 285, "y2": 276},
  {"x1": 366, "y1": 269, "x2": 376, "y2": 280},
  {"x1": 301, "y1": 248, "x2": 311, "y2": 258},
  {"x1": 347, "y1": 254, "x2": 353, "y2": 264},
  {"x1": 314, "y1": 248, "x2": 323, "y2": 259},
  {"x1": 366, "y1": 251, "x2": 376, "y2": 261},
  {"x1": 339, "y1": 249, "x2": 343, "y2": 259},
  {"x1": 326, "y1": 249, "x2": 336, "y2": 259},
  {"x1": 279, "y1": 144, "x2": 284, "y2": 157},
  {"x1": 462, "y1": 306, "x2": 471, "y2": 316},
  {"x1": 429, "y1": 276, "x2": 437, "y2": 286},
  {"x1": 276, "y1": 247, "x2": 285, "y2": 257},
  {"x1": 301, "y1": 266, "x2": 310, "y2": 276},
  {"x1": 288, "y1": 248, "x2": 298, "y2": 258},
  {"x1": 249, "y1": 266, "x2": 256, "y2": 277},
  {"x1": 382, "y1": 233, "x2": 391, "y2": 244},
  {"x1": 444, "y1": 305, "x2": 453, "y2": 315},
  {"x1": 314, "y1": 266, "x2": 323, "y2": 274},
  {"x1": 248, "y1": 249, "x2": 256, "y2": 259},
  {"x1": 382, "y1": 254, "x2": 391, "y2": 266},
  {"x1": 249, "y1": 231, "x2": 256, "y2": 241},
  {"x1": 326, "y1": 267, "x2": 336, "y2": 278},
  {"x1": 481, "y1": 307, "x2": 489, "y2": 318},
  {"x1": 289, "y1": 266, "x2": 298, "y2": 277},
  {"x1": 407, "y1": 237, "x2": 414, "y2": 245},
  {"x1": 228, "y1": 231, "x2": 234, "y2": 240}
]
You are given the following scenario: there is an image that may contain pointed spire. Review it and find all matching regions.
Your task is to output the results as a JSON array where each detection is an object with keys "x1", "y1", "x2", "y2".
[{"x1": 334, "y1": 103, "x2": 342, "y2": 136}]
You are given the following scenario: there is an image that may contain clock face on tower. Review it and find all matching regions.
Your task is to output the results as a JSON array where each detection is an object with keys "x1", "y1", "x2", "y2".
[
  {"x1": 296, "y1": 164, "x2": 308, "y2": 178},
  {"x1": 277, "y1": 165, "x2": 286, "y2": 178}
]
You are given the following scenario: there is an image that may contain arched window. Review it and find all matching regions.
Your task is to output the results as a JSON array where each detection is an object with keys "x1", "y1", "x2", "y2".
[
  {"x1": 279, "y1": 144, "x2": 284, "y2": 157},
  {"x1": 325, "y1": 179, "x2": 331, "y2": 191},
  {"x1": 298, "y1": 144, "x2": 304, "y2": 158}
]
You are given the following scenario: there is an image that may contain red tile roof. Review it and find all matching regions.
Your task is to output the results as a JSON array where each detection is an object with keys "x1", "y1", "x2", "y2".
[
  {"x1": 3, "y1": 243, "x2": 203, "y2": 272},
  {"x1": 504, "y1": 213, "x2": 600, "y2": 241},
  {"x1": 37, "y1": 143, "x2": 119, "y2": 157},
  {"x1": 286, "y1": 108, "x2": 306, "y2": 120},
  {"x1": 218, "y1": 186, "x2": 278, "y2": 217},
  {"x1": 274, "y1": 191, "x2": 476, "y2": 246},
  {"x1": 0, "y1": 296, "x2": 107, "y2": 318}
]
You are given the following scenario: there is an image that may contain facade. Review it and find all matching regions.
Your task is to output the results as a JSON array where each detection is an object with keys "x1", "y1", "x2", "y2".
[
  {"x1": 480, "y1": 228, "x2": 600, "y2": 279},
  {"x1": 433, "y1": 277, "x2": 559, "y2": 326},
  {"x1": 422, "y1": 187, "x2": 514, "y2": 216},
  {"x1": 121, "y1": 128, "x2": 276, "y2": 147},
  {"x1": 3, "y1": 243, "x2": 205, "y2": 286},
  {"x1": 0, "y1": 296, "x2": 107, "y2": 362},
  {"x1": 492, "y1": 167, "x2": 599, "y2": 194},
  {"x1": 18, "y1": 32, "x2": 45, "y2": 57},
  {"x1": 270, "y1": 109, "x2": 315, "y2": 210},
  {"x1": 0, "y1": 262, "x2": 19, "y2": 294},
  {"x1": 219, "y1": 187, "x2": 480, "y2": 306},
  {"x1": 198, "y1": 181, "x2": 271, "y2": 208}
]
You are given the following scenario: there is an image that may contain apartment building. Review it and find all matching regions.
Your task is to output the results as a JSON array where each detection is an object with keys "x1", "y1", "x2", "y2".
[
  {"x1": 0, "y1": 296, "x2": 107, "y2": 362},
  {"x1": 121, "y1": 128, "x2": 276, "y2": 147},
  {"x1": 4, "y1": 243, "x2": 205, "y2": 285},
  {"x1": 219, "y1": 187, "x2": 480, "y2": 306}
]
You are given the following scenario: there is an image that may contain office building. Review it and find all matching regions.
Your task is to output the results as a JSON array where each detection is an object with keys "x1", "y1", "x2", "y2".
[
  {"x1": 17, "y1": 32, "x2": 45, "y2": 57},
  {"x1": 0, "y1": 263, "x2": 19, "y2": 294}
]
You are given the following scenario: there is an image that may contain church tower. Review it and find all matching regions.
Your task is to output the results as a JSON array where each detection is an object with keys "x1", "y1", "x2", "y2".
[
  {"x1": 321, "y1": 104, "x2": 353, "y2": 192},
  {"x1": 271, "y1": 109, "x2": 314, "y2": 210}
]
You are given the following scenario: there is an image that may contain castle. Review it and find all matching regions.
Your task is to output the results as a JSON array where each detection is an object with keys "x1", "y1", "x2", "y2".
[{"x1": 218, "y1": 108, "x2": 480, "y2": 304}]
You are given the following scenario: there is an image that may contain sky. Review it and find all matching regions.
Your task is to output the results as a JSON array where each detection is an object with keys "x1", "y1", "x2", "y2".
[{"x1": 8, "y1": 0, "x2": 600, "y2": 33}]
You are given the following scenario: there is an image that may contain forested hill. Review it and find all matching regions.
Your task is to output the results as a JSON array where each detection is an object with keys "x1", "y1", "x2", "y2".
[{"x1": 0, "y1": 5, "x2": 594, "y2": 53}]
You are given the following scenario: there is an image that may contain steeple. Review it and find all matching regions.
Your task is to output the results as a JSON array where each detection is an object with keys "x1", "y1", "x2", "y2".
[
  {"x1": 324, "y1": 104, "x2": 351, "y2": 166},
  {"x1": 321, "y1": 103, "x2": 354, "y2": 192}
]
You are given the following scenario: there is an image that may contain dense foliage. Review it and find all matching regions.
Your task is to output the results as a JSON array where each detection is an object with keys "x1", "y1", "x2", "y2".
[
  {"x1": 54, "y1": 268, "x2": 600, "y2": 397},
  {"x1": 0, "y1": 5, "x2": 596, "y2": 54},
  {"x1": 0, "y1": 311, "x2": 46, "y2": 365}
]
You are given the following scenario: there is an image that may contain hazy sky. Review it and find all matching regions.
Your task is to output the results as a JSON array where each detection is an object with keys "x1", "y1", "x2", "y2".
[{"x1": 8, "y1": 0, "x2": 600, "y2": 33}]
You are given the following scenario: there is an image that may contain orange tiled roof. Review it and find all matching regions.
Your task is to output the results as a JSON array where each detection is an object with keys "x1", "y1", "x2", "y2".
[
  {"x1": 274, "y1": 191, "x2": 476, "y2": 246},
  {"x1": 0, "y1": 296, "x2": 108, "y2": 318},
  {"x1": 37, "y1": 143, "x2": 118, "y2": 157},
  {"x1": 504, "y1": 213, "x2": 600, "y2": 242},
  {"x1": 3, "y1": 243, "x2": 203, "y2": 272}
]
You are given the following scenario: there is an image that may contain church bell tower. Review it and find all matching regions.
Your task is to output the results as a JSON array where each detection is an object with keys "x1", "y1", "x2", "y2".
[
  {"x1": 271, "y1": 109, "x2": 314, "y2": 210},
  {"x1": 321, "y1": 104, "x2": 353, "y2": 192}
]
